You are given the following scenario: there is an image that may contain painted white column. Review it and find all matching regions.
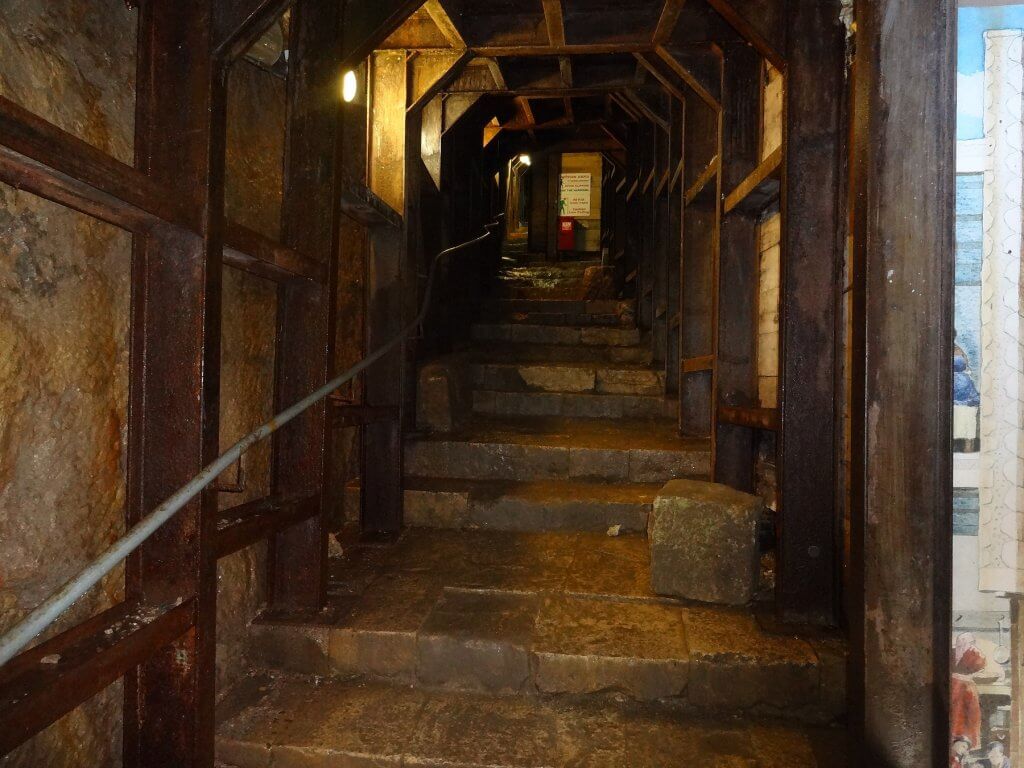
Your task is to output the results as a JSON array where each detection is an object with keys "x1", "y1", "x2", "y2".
[{"x1": 978, "y1": 30, "x2": 1024, "y2": 593}]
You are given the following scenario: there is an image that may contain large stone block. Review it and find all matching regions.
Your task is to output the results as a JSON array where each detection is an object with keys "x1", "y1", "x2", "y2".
[
  {"x1": 649, "y1": 480, "x2": 762, "y2": 605},
  {"x1": 416, "y1": 353, "x2": 470, "y2": 433}
]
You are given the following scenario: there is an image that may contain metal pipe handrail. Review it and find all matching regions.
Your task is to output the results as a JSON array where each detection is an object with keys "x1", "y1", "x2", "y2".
[{"x1": 0, "y1": 215, "x2": 503, "y2": 668}]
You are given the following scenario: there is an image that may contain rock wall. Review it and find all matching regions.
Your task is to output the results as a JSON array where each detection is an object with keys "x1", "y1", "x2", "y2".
[{"x1": 0, "y1": 2, "x2": 288, "y2": 765}]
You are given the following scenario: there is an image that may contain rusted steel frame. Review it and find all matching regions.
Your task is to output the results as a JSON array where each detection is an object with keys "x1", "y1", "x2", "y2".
[
  {"x1": 0, "y1": 600, "x2": 194, "y2": 757},
  {"x1": 712, "y1": 43, "x2": 761, "y2": 492},
  {"x1": 0, "y1": 96, "x2": 318, "y2": 286},
  {"x1": 342, "y1": 0, "x2": 424, "y2": 66},
  {"x1": 330, "y1": 402, "x2": 401, "y2": 428},
  {"x1": 849, "y1": 0, "x2": 954, "y2": 760},
  {"x1": 123, "y1": 1, "x2": 223, "y2": 764},
  {"x1": 0, "y1": 95, "x2": 193, "y2": 229},
  {"x1": 224, "y1": 220, "x2": 326, "y2": 282},
  {"x1": 215, "y1": 494, "x2": 319, "y2": 559},
  {"x1": 268, "y1": 0, "x2": 343, "y2": 612},
  {"x1": 776, "y1": 0, "x2": 844, "y2": 627},
  {"x1": 717, "y1": 404, "x2": 778, "y2": 431},
  {"x1": 214, "y1": 0, "x2": 295, "y2": 64}
]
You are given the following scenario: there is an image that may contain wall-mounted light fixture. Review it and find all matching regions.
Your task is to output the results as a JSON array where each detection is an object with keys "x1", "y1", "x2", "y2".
[
  {"x1": 342, "y1": 70, "x2": 359, "y2": 103},
  {"x1": 518, "y1": 154, "x2": 532, "y2": 166}
]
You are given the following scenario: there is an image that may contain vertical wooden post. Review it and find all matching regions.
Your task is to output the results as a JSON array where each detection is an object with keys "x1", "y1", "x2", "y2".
[
  {"x1": 714, "y1": 43, "x2": 761, "y2": 492},
  {"x1": 547, "y1": 152, "x2": 560, "y2": 261},
  {"x1": 652, "y1": 113, "x2": 671, "y2": 367},
  {"x1": 362, "y1": 50, "x2": 407, "y2": 534},
  {"x1": 125, "y1": 2, "x2": 221, "y2": 764},
  {"x1": 777, "y1": 0, "x2": 846, "y2": 625},
  {"x1": 625, "y1": 124, "x2": 643, "y2": 301},
  {"x1": 268, "y1": 0, "x2": 341, "y2": 608},
  {"x1": 638, "y1": 120, "x2": 656, "y2": 332},
  {"x1": 850, "y1": 0, "x2": 955, "y2": 760},
  {"x1": 665, "y1": 97, "x2": 684, "y2": 397}
]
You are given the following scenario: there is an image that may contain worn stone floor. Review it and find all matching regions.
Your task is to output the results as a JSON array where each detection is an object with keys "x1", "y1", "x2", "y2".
[
  {"x1": 217, "y1": 260, "x2": 850, "y2": 764},
  {"x1": 216, "y1": 673, "x2": 849, "y2": 768}
]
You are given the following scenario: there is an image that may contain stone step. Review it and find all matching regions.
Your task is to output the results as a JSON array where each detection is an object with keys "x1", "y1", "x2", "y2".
[
  {"x1": 485, "y1": 309, "x2": 627, "y2": 327},
  {"x1": 472, "y1": 323, "x2": 641, "y2": 347},
  {"x1": 404, "y1": 417, "x2": 709, "y2": 483},
  {"x1": 217, "y1": 674, "x2": 847, "y2": 768},
  {"x1": 246, "y1": 529, "x2": 845, "y2": 724},
  {"x1": 404, "y1": 477, "x2": 659, "y2": 532},
  {"x1": 473, "y1": 388, "x2": 675, "y2": 420},
  {"x1": 471, "y1": 361, "x2": 663, "y2": 396},
  {"x1": 472, "y1": 342, "x2": 652, "y2": 365},
  {"x1": 494, "y1": 298, "x2": 630, "y2": 315}
]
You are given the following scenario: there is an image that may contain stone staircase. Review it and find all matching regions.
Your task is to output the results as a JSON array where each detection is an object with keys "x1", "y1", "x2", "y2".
[{"x1": 215, "y1": 261, "x2": 847, "y2": 767}]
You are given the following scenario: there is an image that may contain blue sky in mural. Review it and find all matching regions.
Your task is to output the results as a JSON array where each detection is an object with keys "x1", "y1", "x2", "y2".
[{"x1": 959, "y1": 6, "x2": 1024, "y2": 139}]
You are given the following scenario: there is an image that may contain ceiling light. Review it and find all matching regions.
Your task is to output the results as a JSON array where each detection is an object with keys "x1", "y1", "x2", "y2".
[
  {"x1": 342, "y1": 70, "x2": 358, "y2": 103},
  {"x1": 518, "y1": 154, "x2": 532, "y2": 166}
]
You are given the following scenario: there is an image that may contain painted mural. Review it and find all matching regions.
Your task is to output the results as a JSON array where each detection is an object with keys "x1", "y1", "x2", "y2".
[{"x1": 951, "y1": 6, "x2": 1024, "y2": 763}]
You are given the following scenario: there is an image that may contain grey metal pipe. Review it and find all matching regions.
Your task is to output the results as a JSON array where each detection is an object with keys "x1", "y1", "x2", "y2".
[{"x1": 0, "y1": 219, "x2": 501, "y2": 668}]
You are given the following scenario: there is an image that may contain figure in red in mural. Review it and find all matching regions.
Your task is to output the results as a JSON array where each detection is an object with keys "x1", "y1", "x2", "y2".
[{"x1": 952, "y1": 633, "x2": 987, "y2": 750}]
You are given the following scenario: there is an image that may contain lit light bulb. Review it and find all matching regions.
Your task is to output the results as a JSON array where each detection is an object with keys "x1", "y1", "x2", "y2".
[
  {"x1": 342, "y1": 70, "x2": 358, "y2": 103},
  {"x1": 518, "y1": 154, "x2": 532, "y2": 166}
]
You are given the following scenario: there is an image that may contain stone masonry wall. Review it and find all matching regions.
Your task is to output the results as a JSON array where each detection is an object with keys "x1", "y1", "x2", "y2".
[{"x1": 0, "y1": 3, "x2": 288, "y2": 765}]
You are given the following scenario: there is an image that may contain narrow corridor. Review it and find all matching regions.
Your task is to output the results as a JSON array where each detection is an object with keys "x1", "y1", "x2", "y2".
[{"x1": 215, "y1": 260, "x2": 847, "y2": 765}]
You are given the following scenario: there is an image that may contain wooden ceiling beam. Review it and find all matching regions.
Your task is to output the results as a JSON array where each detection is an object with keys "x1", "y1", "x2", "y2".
[
  {"x1": 423, "y1": 0, "x2": 467, "y2": 49},
  {"x1": 542, "y1": 0, "x2": 567, "y2": 46},
  {"x1": 485, "y1": 57, "x2": 508, "y2": 90},
  {"x1": 703, "y1": 0, "x2": 784, "y2": 69},
  {"x1": 655, "y1": 45, "x2": 721, "y2": 111},
  {"x1": 471, "y1": 43, "x2": 651, "y2": 57},
  {"x1": 559, "y1": 56, "x2": 573, "y2": 88},
  {"x1": 633, "y1": 52, "x2": 687, "y2": 104},
  {"x1": 652, "y1": 0, "x2": 687, "y2": 45}
]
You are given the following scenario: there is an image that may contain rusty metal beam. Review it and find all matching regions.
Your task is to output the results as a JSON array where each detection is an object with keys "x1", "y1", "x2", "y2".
[
  {"x1": 776, "y1": 0, "x2": 844, "y2": 626},
  {"x1": 123, "y1": 2, "x2": 222, "y2": 763},
  {"x1": 267, "y1": 0, "x2": 342, "y2": 612},
  {"x1": 0, "y1": 601, "x2": 194, "y2": 757}
]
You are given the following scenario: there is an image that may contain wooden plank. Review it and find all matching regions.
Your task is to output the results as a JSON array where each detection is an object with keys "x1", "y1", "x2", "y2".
[
  {"x1": 123, "y1": 3, "x2": 221, "y2": 764},
  {"x1": 723, "y1": 146, "x2": 781, "y2": 214},
  {"x1": 717, "y1": 404, "x2": 778, "y2": 431},
  {"x1": 0, "y1": 601, "x2": 194, "y2": 756},
  {"x1": 849, "y1": 0, "x2": 955, "y2": 761},
  {"x1": 776, "y1": 0, "x2": 843, "y2": 628},
  {"x1": 224, "y1": 220, "x2": 326, "y2": 282},
  {"x1": 267, "y1": 0, "x2": 341, "y2": 612}
]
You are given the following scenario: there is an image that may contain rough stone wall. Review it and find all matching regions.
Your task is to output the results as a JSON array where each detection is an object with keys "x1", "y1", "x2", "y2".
[
  {"x1": 0, "y1": 3, "x2": 286, "y2": 765},
  {"x1": 216, "y1": 58, "x2": 286, "y2": 693},
  {"x1": 0, "y1": 2, "x2": 135, "y2": 765}
]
